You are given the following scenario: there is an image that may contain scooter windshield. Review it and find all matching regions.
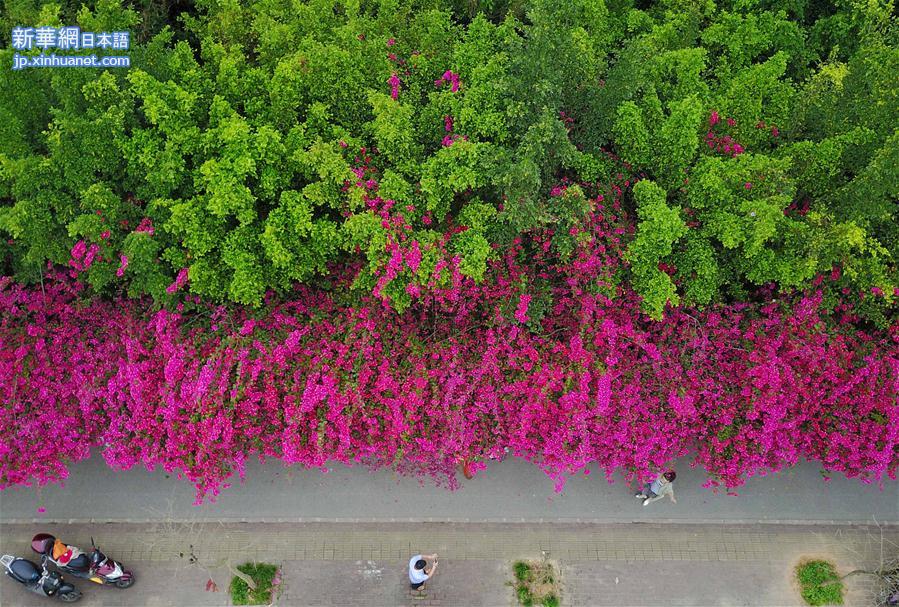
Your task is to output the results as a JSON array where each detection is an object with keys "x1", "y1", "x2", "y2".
[{"x1": 90, "y1": 549, "x2": 107, "y2": 566}]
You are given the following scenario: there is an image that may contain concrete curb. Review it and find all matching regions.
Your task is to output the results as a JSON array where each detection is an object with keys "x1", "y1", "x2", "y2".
[{"x1": 3, "y1": 516, "x2": 897, "y2": 526}]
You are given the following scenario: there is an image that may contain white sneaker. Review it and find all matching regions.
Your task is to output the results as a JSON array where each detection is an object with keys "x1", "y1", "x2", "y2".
[
  {"x1": 643, "y1": 498, "x2": 651, "y2": 506},
  {"x1": 634, "y1": 493, "x2": 646, "y2": 499}
]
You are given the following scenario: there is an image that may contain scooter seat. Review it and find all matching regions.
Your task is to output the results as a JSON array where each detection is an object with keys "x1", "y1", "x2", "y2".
[
  {"x1": 66, "y1": 554, "x2": 90, "y2": 571},
  {"x1": 9, "y1": 558, "x2": 40, "y2": 583}
]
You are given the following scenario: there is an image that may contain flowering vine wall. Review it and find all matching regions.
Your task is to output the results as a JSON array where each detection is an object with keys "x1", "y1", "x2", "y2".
[{"x1": 2, "y1": 194, "x2": 896, "y2": 502}]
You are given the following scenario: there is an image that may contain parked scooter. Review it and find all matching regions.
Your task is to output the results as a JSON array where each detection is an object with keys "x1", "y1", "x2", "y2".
[
  {"x1": 1, "y1": 553, "x2": 82, "y2": 602},
  {"x1": 31, "y1": 534, "x2": 134, "y2": 589}
]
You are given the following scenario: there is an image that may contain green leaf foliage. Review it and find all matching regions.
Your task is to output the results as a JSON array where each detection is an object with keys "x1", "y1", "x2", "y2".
[
  {"x1": 0, "y1": 0, "x2": 895, "y2": 325},
  {"x1": 626, "y1": 180, "x2": 687, "y2": 319}
]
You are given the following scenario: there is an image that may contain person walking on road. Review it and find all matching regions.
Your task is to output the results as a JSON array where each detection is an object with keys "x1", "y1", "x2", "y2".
[
  {"x1": 408, "y1": 553, "x2": 438, "y2": 591},
  {"x1": 635, "y1": 470, "x2": 677, "y2": 506}
]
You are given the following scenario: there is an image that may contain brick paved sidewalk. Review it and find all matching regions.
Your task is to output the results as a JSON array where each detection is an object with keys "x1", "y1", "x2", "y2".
[{"x1": 1, "y1": 522, "x2": 895, "y2": 606}]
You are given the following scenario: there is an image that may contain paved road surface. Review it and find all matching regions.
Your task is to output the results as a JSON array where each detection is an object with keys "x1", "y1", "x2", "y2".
[{"x1": 1, "y1": 456, "x2": 896, "y2": 524}]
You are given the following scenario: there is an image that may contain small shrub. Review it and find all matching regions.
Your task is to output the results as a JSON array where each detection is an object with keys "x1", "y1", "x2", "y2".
[
  {"x1": 230, "y1": 562, "x2": 279, "y2": 606},
  {"x1": 519, "y1": 587, "x2": 534, "y2": 606},
  {"x1": 514, "y1": 561, "x2": 531, "y2": 582},
  {"x1": 796, "y1": 560, "x2": 844, "y2": 606}
]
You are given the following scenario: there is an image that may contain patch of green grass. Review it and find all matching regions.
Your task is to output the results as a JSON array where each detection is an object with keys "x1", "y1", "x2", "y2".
[
  {"x1": 229, "y1": 562, "x2": 279, "y2": 606},
  {"x1": 796, "y1": 560, "x2": 844, "y2": 606},
  {"x1": 514, "y1": 561, "x2": 531, "y2": 582},
  {"x1": 542, "y1": 594, "x2": 559, "y2": 607},
  {"x1": 518, "y1": 585, "x2": 534, "y2": 606}
]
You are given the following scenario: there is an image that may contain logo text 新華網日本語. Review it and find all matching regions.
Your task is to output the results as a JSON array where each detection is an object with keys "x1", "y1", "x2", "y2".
[{"x1": 11, "y1": 26, "x2": 131, "y2": 70}]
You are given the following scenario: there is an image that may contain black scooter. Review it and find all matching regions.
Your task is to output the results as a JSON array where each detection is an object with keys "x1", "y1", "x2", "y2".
[{"x1": 1, "y1": 553, "x2": 82, "y2": 602}]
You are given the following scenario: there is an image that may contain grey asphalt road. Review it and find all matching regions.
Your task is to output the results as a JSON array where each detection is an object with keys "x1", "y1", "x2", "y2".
[{"x1": 1, "y1": 456, "x2": 896, "y2": 524}]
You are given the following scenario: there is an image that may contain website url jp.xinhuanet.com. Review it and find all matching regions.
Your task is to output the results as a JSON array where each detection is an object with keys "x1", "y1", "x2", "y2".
[{"x1": 13, "y1": 52, "x2": 130, "y2": 70}]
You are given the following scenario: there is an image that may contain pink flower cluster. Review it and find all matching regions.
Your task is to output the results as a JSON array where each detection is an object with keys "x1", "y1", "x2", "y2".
[
  {"x1": 166, "y1": 268, "x2": 189, "y2": 294},
  {"x1": 116, "y1": 255, "x2": 129, "y2": 277},
  {"x1": 706, "y1": 110, "x2": 745, "y2": 157},
  {"x1": 514, "y1": 294, "x2": 532, "y2": 323},
  {"x1": 441, "y1": 114, "x2": 467, "y2": 147},
  {"x1": 434, "y1": 70, "x2": 460, "y2": 92},
  {"x1": 385, "y1": 43, "x2": 417, "y2": 98},
  {"x1": 134, "y1": 217, "x2": 155, "y2": 235},
  {"x1": 68, "y1": 240, "x2": 101, "y2": 272},
  {"x1": 388, "y1": 73, "x2": 401, "y2": 100}
]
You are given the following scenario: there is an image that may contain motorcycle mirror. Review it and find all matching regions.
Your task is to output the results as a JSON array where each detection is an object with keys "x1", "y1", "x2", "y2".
[{"x1": 91, "y1": 536, "x2": 95, "y2": 548}]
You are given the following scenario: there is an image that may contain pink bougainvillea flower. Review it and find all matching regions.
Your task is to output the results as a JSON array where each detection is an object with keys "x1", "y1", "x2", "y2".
[
  {"x1": 166, "y1": 267, "x2": 189, "y2": 294},
  {"x1": 406, "y1": 241, "x2": 422, "y2": 272},
  {"x1": 70, "y1": 240, "x2": 87, "y2": 261},
  {"x1": 706, "y1": 130, "x2": 745, "y2": 158},
  {"x1": 116, "y1": 254, "x2": 129, "y2": 277},
  {"x1": 135, "y1": 218, "x2": 154, "y2": 236},
  {"x1": 441, "y1": 134, "x2": 467, "y2": 147},
  {"x1": 514, "y1": 294, "x2": 532, "y2": 323},
  {"x1": 82, "y1": 244, "x2": 100, "y2": 270},
  {"x1": 388, "y1": 73, "x2": 401, "y2": 100},
  {"x1": 434, "y1": 70, "x2": 460, "y2": 92}
]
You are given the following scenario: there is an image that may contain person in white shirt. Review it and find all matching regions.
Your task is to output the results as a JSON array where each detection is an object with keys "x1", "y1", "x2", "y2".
[{"x1": 408, "y1": 553, "x2": 438, "y2": 590}]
